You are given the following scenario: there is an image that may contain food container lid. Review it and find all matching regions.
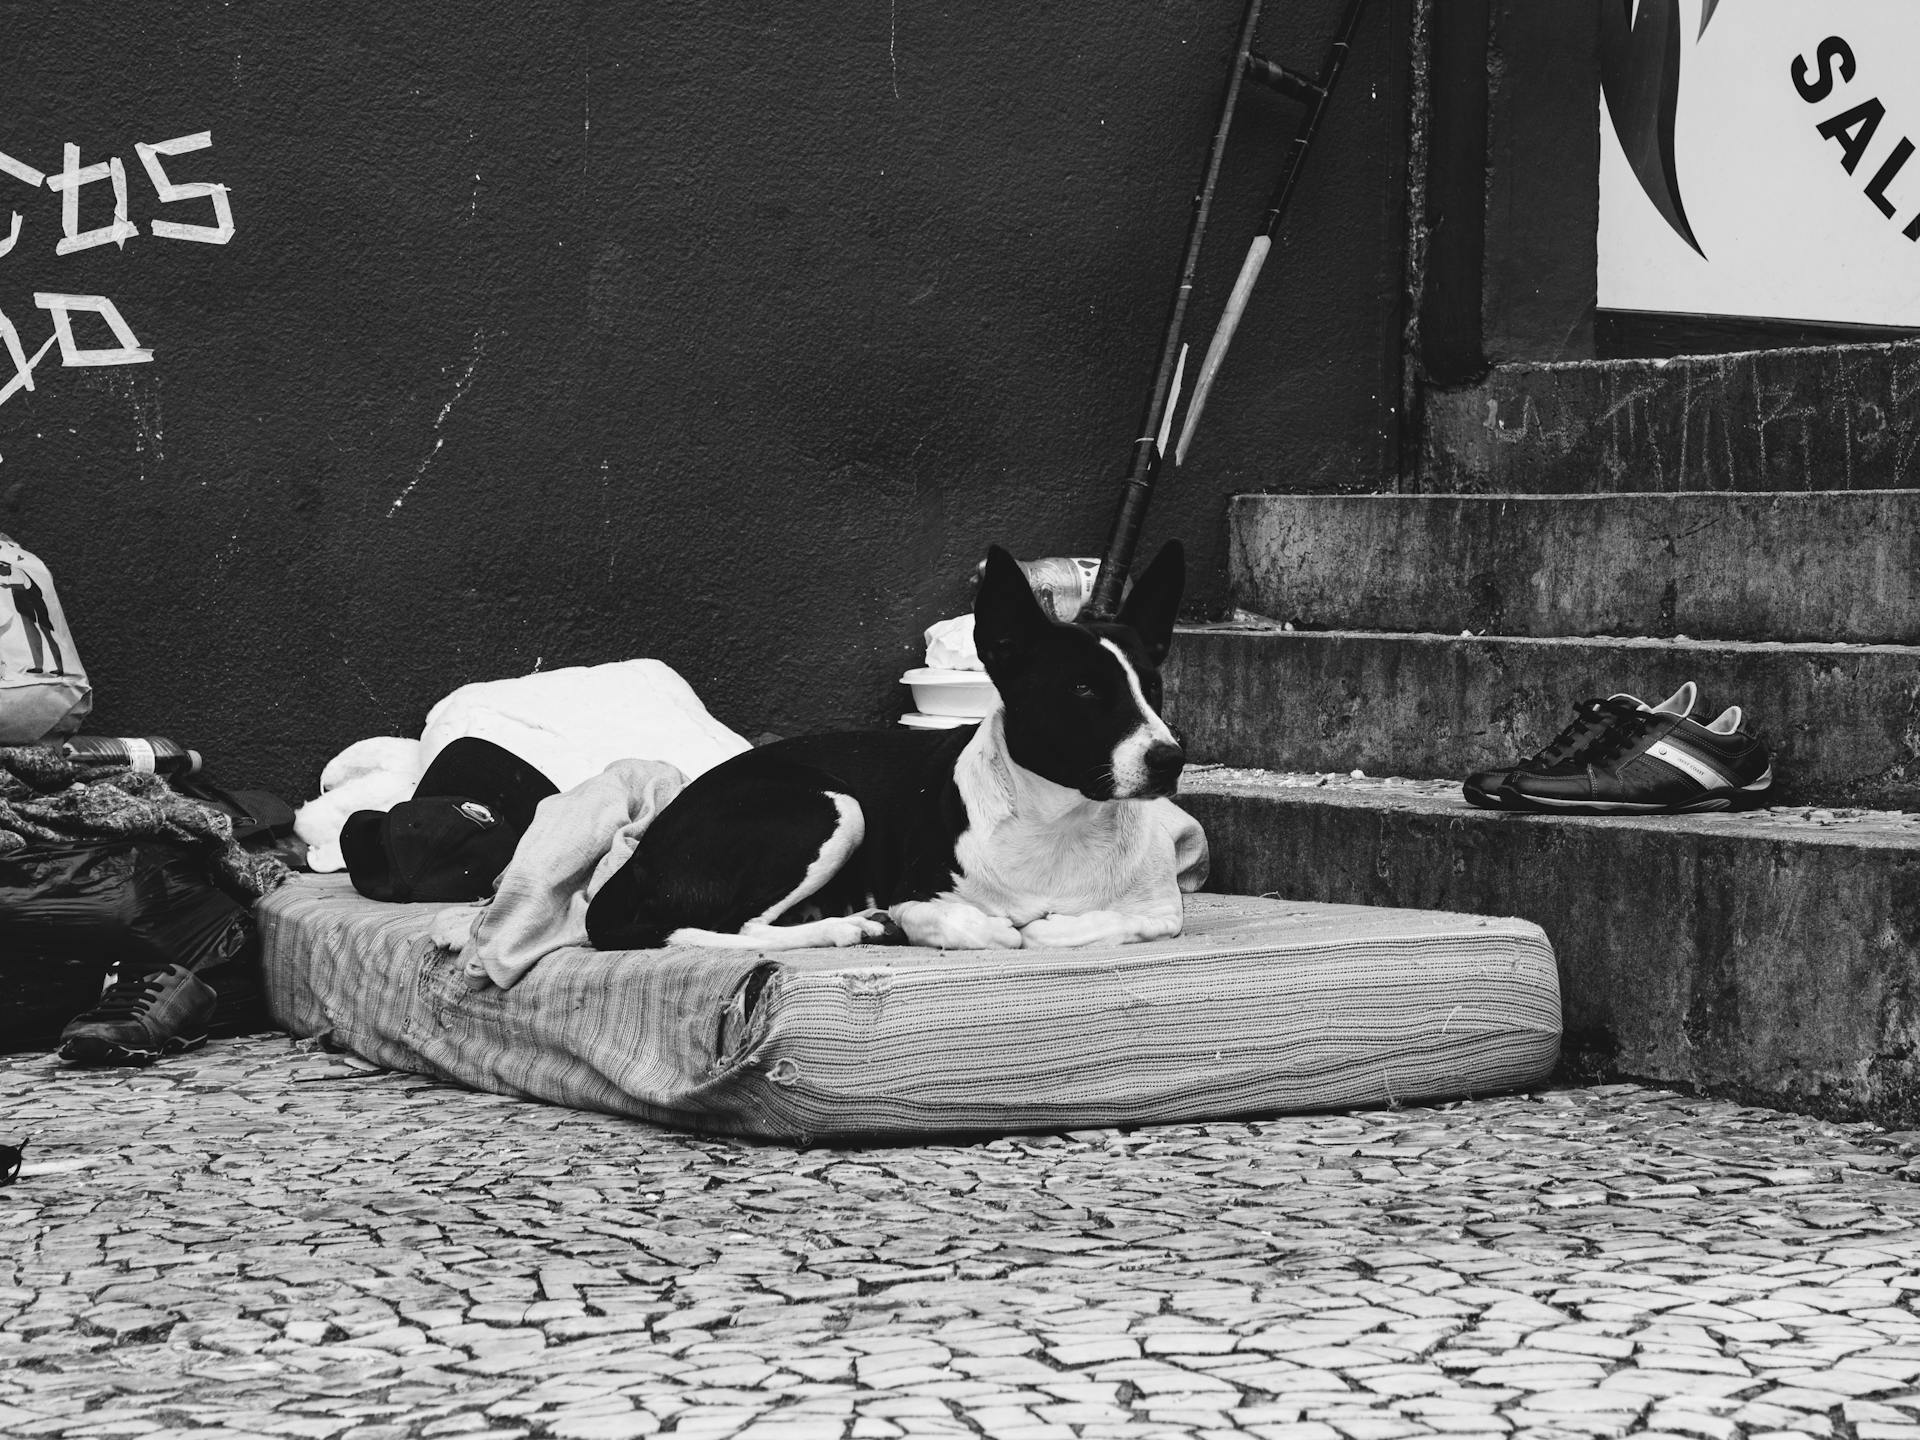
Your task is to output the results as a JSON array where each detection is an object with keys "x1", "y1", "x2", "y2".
[
  {"x1": 900, "y1": 667, "x2": 992, "y2": 686},
  {"x1": 898, "y1": 712, "x2": 976, "y2": 729}
]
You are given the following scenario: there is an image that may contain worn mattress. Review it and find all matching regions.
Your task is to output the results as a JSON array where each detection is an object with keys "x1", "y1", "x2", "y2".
[{"x1": 258, "y1": 875, "x2": 1560, "y2": 1141}]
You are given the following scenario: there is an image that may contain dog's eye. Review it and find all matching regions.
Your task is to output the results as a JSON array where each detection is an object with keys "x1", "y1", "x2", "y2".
[{"x1": 1073, "y1": 682, "x2": 1097, "y2": 700}]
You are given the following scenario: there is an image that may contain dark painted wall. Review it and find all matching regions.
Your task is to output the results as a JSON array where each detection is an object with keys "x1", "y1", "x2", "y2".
[
  {"x1": 1481, "y1": 0, "x2": 1598, "y2": 366},
  {"x1": 1414, "y1": 0, "x2": 1601, "y2": 381},
  {"x1": 1, "y1": 0, "x2": 1409, "y2": 797}
]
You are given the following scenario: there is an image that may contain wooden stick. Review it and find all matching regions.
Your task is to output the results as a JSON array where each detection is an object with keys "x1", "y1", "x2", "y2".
[
  {"x1": 1175, "y1": 235, "x2": 1269, "y2": 466},
  {"x1": 1157, "y1": 343, "x2": 1190, "y2": 459}
]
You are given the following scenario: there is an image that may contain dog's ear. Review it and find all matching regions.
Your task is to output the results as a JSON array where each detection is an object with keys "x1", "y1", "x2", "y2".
[
  {"x1": 974, "y1": 545, "x2": 1050, "y2": 672},
  {"x1": 1114, "y1": 540, "x2": 1185, "y2": 665}
]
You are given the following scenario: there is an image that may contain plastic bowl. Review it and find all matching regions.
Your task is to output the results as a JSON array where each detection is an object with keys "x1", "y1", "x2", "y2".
[{"x1": 900, "y1": 667, "x2": 999, "y2": 719}]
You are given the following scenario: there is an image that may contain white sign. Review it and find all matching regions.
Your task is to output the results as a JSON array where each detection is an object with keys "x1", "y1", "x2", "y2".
[{"x1": 1599, "y1": 0, "x2": 1920, "y2": 328}]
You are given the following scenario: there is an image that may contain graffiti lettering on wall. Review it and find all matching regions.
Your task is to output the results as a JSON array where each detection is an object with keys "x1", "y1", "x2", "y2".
[{"x1": 0, "y1": 131, "x2": 234, "y2": 407}]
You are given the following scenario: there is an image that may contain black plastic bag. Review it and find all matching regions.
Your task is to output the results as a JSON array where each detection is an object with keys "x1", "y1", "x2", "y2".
[
  {"x1": 170, "y1": 779, "x2": 297, "y2": 847},
  {"x1": 0, "y1": 838, "x2": 262, "y2": 1052}
]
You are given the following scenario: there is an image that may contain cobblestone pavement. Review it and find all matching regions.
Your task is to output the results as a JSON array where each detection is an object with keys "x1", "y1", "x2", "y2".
[{"x1": 9, "y1": 1036, "x2": 1920, "y2": 1440}]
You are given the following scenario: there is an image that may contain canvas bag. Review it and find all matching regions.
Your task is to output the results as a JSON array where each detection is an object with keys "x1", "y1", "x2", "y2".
[{"x1": 0, "y1": 532, "x2": 90, "y2": 743}]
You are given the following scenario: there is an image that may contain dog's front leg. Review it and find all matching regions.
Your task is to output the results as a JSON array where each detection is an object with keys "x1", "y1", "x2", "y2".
[
  {"x1": 888, "y1": 899, "x2": 1022, "y2": 951},
  {"x1": 1018, "y1": 909, "x2": 1183, "y2": 948}
]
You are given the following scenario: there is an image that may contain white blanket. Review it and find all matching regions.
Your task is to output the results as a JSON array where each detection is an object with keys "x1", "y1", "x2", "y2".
[
  {"x1": 297, "y1": 659, "x2": 747, "y2": 873},
  {"x1": 420, "y1": 659, "x2": 748, "y2": 793}
]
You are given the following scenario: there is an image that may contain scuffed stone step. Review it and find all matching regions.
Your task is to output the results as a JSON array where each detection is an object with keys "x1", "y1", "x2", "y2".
[
  {"x1": 1174, "y1": 765, "x2": 1920, "y2": 1126},
  {"x1": 1418, "y1": 341, "x2": 1920, "y2": 494},
  {"x1": 1228, "y1": 491, "x2": 1920, "y2": 644},
  {"x1": 1163, "y1": 624, "x2": 1920, "y2": 809}
]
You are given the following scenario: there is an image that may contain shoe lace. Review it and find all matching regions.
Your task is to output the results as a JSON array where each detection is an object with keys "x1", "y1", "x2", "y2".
[
  {"x1": 1579, "y1": 707, "x2": 1658, "y2": 767},
  {"x1": 82, "y1": 970, "x2": 170, "y2": 1020},
  {"x1": 1526, "y1": 696, "x2": 1640, "y2": 769}
]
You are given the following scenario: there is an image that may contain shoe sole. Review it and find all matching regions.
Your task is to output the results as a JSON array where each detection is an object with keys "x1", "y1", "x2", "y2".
[
  {"x1": 1462, "y1": 784, "x2": 1505, "y2": 809},
  {"x1": 1499, "y1": 772, "x2": 1773, "y2": 816},
  {"x1": 58, "y1": 1030, "x2": 210, "y2": 1068}
]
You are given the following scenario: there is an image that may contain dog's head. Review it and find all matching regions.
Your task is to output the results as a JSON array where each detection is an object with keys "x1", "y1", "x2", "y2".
[{"x1": 973, "y1": 540, "x2": 1185, "y2": 800}]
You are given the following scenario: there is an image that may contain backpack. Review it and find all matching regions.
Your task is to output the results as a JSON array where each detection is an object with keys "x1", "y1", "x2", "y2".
[{"x1": 0, "y1": 533, "x2": 90, "y2": 744}]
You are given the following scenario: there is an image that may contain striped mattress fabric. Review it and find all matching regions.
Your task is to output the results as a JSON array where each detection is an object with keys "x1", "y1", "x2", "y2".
[{"x1": 257, "y1": 875, "x2": 1560, "y2": 1142}]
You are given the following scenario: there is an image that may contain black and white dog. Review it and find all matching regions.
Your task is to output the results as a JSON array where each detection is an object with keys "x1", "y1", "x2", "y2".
[{"x1": 585, "y1": 541, "x2": 1204, "y2": 952}]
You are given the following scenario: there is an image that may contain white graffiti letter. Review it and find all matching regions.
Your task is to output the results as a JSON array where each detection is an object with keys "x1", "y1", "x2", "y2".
[
  {"x1": 0, "y1": 150, "x2": 46, "y2": 261},
  {"x1": 135, "y1": 132, "x2": 233, "y2": 244},
  {"x1": 44, "y1": 143, "x2": 139, "y2": 255},
  {"x1": 34, "y1": 293, "x2": 153, "y2": 366},
  {"x1": 0, "y1": 306, "x2": 56, "y2": 405}
]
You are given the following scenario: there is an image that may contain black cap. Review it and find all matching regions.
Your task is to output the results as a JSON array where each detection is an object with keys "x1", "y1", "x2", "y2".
[
  {"x1": 414, "y1": 736, "x2": 558, "y2": 833},
  {"x1": 340, "y1": 738, "x2": 559, "y2": 903}
]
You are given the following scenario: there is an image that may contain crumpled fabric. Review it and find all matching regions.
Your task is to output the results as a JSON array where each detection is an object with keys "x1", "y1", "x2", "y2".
[
  {"x1": 0, "y1": 746, "x2": 292, "y2": 902},
  {"x1": 434, "y1": 757, "x2": 687, "y2": 991}
]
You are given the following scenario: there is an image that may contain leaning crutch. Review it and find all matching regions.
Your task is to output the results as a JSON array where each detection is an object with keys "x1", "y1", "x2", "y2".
[
  {"x1": 1085, "y1": 0, "x2": 1266, "y2": 619},
  {"x1": 1174, "y1": 0, "x2": 1372, "y2": 466},
  {"x1": 1085, "y1": 0, "x2": 1372, "y2": 617}
]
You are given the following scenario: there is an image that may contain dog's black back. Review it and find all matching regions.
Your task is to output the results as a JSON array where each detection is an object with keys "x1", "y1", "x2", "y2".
[{"x1": 587, "y1": 726, "x2": 974, "y2": 948}]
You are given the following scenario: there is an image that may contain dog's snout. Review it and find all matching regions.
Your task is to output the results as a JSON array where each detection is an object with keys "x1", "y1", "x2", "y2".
[{"x1": 1145, "y1": 740, "x2": 1185, "y2": 788}]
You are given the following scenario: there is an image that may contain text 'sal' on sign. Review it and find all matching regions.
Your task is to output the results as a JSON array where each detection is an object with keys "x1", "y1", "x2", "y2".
[{"x1": 1600, "y1": 0, "x2": 1920, "y2": 329}]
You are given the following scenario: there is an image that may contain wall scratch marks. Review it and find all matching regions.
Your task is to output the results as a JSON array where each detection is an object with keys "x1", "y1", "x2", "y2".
[
  {"x1": 889, "y1": 0, "x2": 900, "y2": 100},
  {"x1": 388, "y1": 329, "x2": 487, "y2": 516},
  {"x1": 600, "y1": 457, "x2": 616, "y2": 583},
  {"x1": 1424, "y1": 341, "x2": 1920, "y2": 493}
]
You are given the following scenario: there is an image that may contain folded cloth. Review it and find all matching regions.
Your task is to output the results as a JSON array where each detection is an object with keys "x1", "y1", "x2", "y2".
[
  {"x1": 0, "y1": 746, "x2": 291, "y2": 902},
  {"x1": 443, "y1": 758, "x2": 687, "y2": 991}
]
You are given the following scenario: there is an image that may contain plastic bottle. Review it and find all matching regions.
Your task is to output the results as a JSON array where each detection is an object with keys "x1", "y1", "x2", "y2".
[
  {"x1": 973, "y1": 556, "x2": 1103, "y2": 622},
  {"x1": 60, "y1": 736, "x2": 203, "y2": 776}
]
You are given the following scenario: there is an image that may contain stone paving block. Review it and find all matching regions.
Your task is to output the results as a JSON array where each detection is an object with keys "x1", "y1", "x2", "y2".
[{"x1": 20, "y1": 1040, "x2": 1920, "y2": 1438}]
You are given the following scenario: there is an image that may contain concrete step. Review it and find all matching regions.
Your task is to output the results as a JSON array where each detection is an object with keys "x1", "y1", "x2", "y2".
[
  {"x1": 1228, "y1": 491, "x2": 1920, "y2": 644},
  {"x1": 1418, "y1": 341, "x2": 1920, "y2": 493},
  {"x1": 1163, "y1": 624, "x2": 1920, "y2": 809},
  {"x1": 1174, "y1": 766, "x2": 1920, "y2": 1126}
]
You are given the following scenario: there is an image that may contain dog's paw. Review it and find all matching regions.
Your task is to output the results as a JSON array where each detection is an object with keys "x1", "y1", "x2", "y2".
[
  {"x1": 1018, "y1": 912, "x2": 1104, "y2": 948},
  {"x1": 891, "y1": 900, "x2": 1022, "y2": 950},
  {"x1": 428, "y1": 904, "x2": 484, "y2": 951},
  {"x1": 1020, "y1": 910, "x2": 1181, "y2": 947},
  {"x1": 819, "y1": 914, "x2": 887, "y2": 948},
  {"x1": 964, "y1": 913, "x2": 1024, "y2": 951}
]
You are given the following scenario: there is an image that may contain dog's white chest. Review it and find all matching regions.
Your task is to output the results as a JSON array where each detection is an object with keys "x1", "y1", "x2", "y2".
[{"x1": 948, "y1": 791, "x2": 1168, "y2": 926}]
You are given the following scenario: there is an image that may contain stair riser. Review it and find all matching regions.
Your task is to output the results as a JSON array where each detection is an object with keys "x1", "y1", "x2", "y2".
[
  {"x1": 1177, "y1": 782, "x2": 1920, "y2": 1127},
  {"x1": 1229, "y1": 492, "x2": 1920, "y2": 644},
  {"x1": 1164, "y1": 629, "x2": 1920, "y2": 808}
]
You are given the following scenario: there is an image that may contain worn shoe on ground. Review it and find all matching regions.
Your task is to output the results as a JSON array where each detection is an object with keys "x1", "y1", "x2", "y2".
[
  {"x1": 1499, "y1": 701, "x2": 1772, "y2": 814},
  {"x1": 58, "y1": 964, "x2": 217, "y2": 1066},
  {"x1": 1462, "y1": 682, "x2": 1697, "y2": 808}
]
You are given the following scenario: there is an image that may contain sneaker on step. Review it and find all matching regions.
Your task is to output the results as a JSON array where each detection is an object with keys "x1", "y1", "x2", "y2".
[
  {"x1": 1498, "y1": 700, "x2": 1772, "y2": 814},
  {"x1": 58, "y1": 964, "x2": 218, "y2": 1067},
  {"x1": 1462, "y1": 682, "x2": 1698, "y2": 808}
]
